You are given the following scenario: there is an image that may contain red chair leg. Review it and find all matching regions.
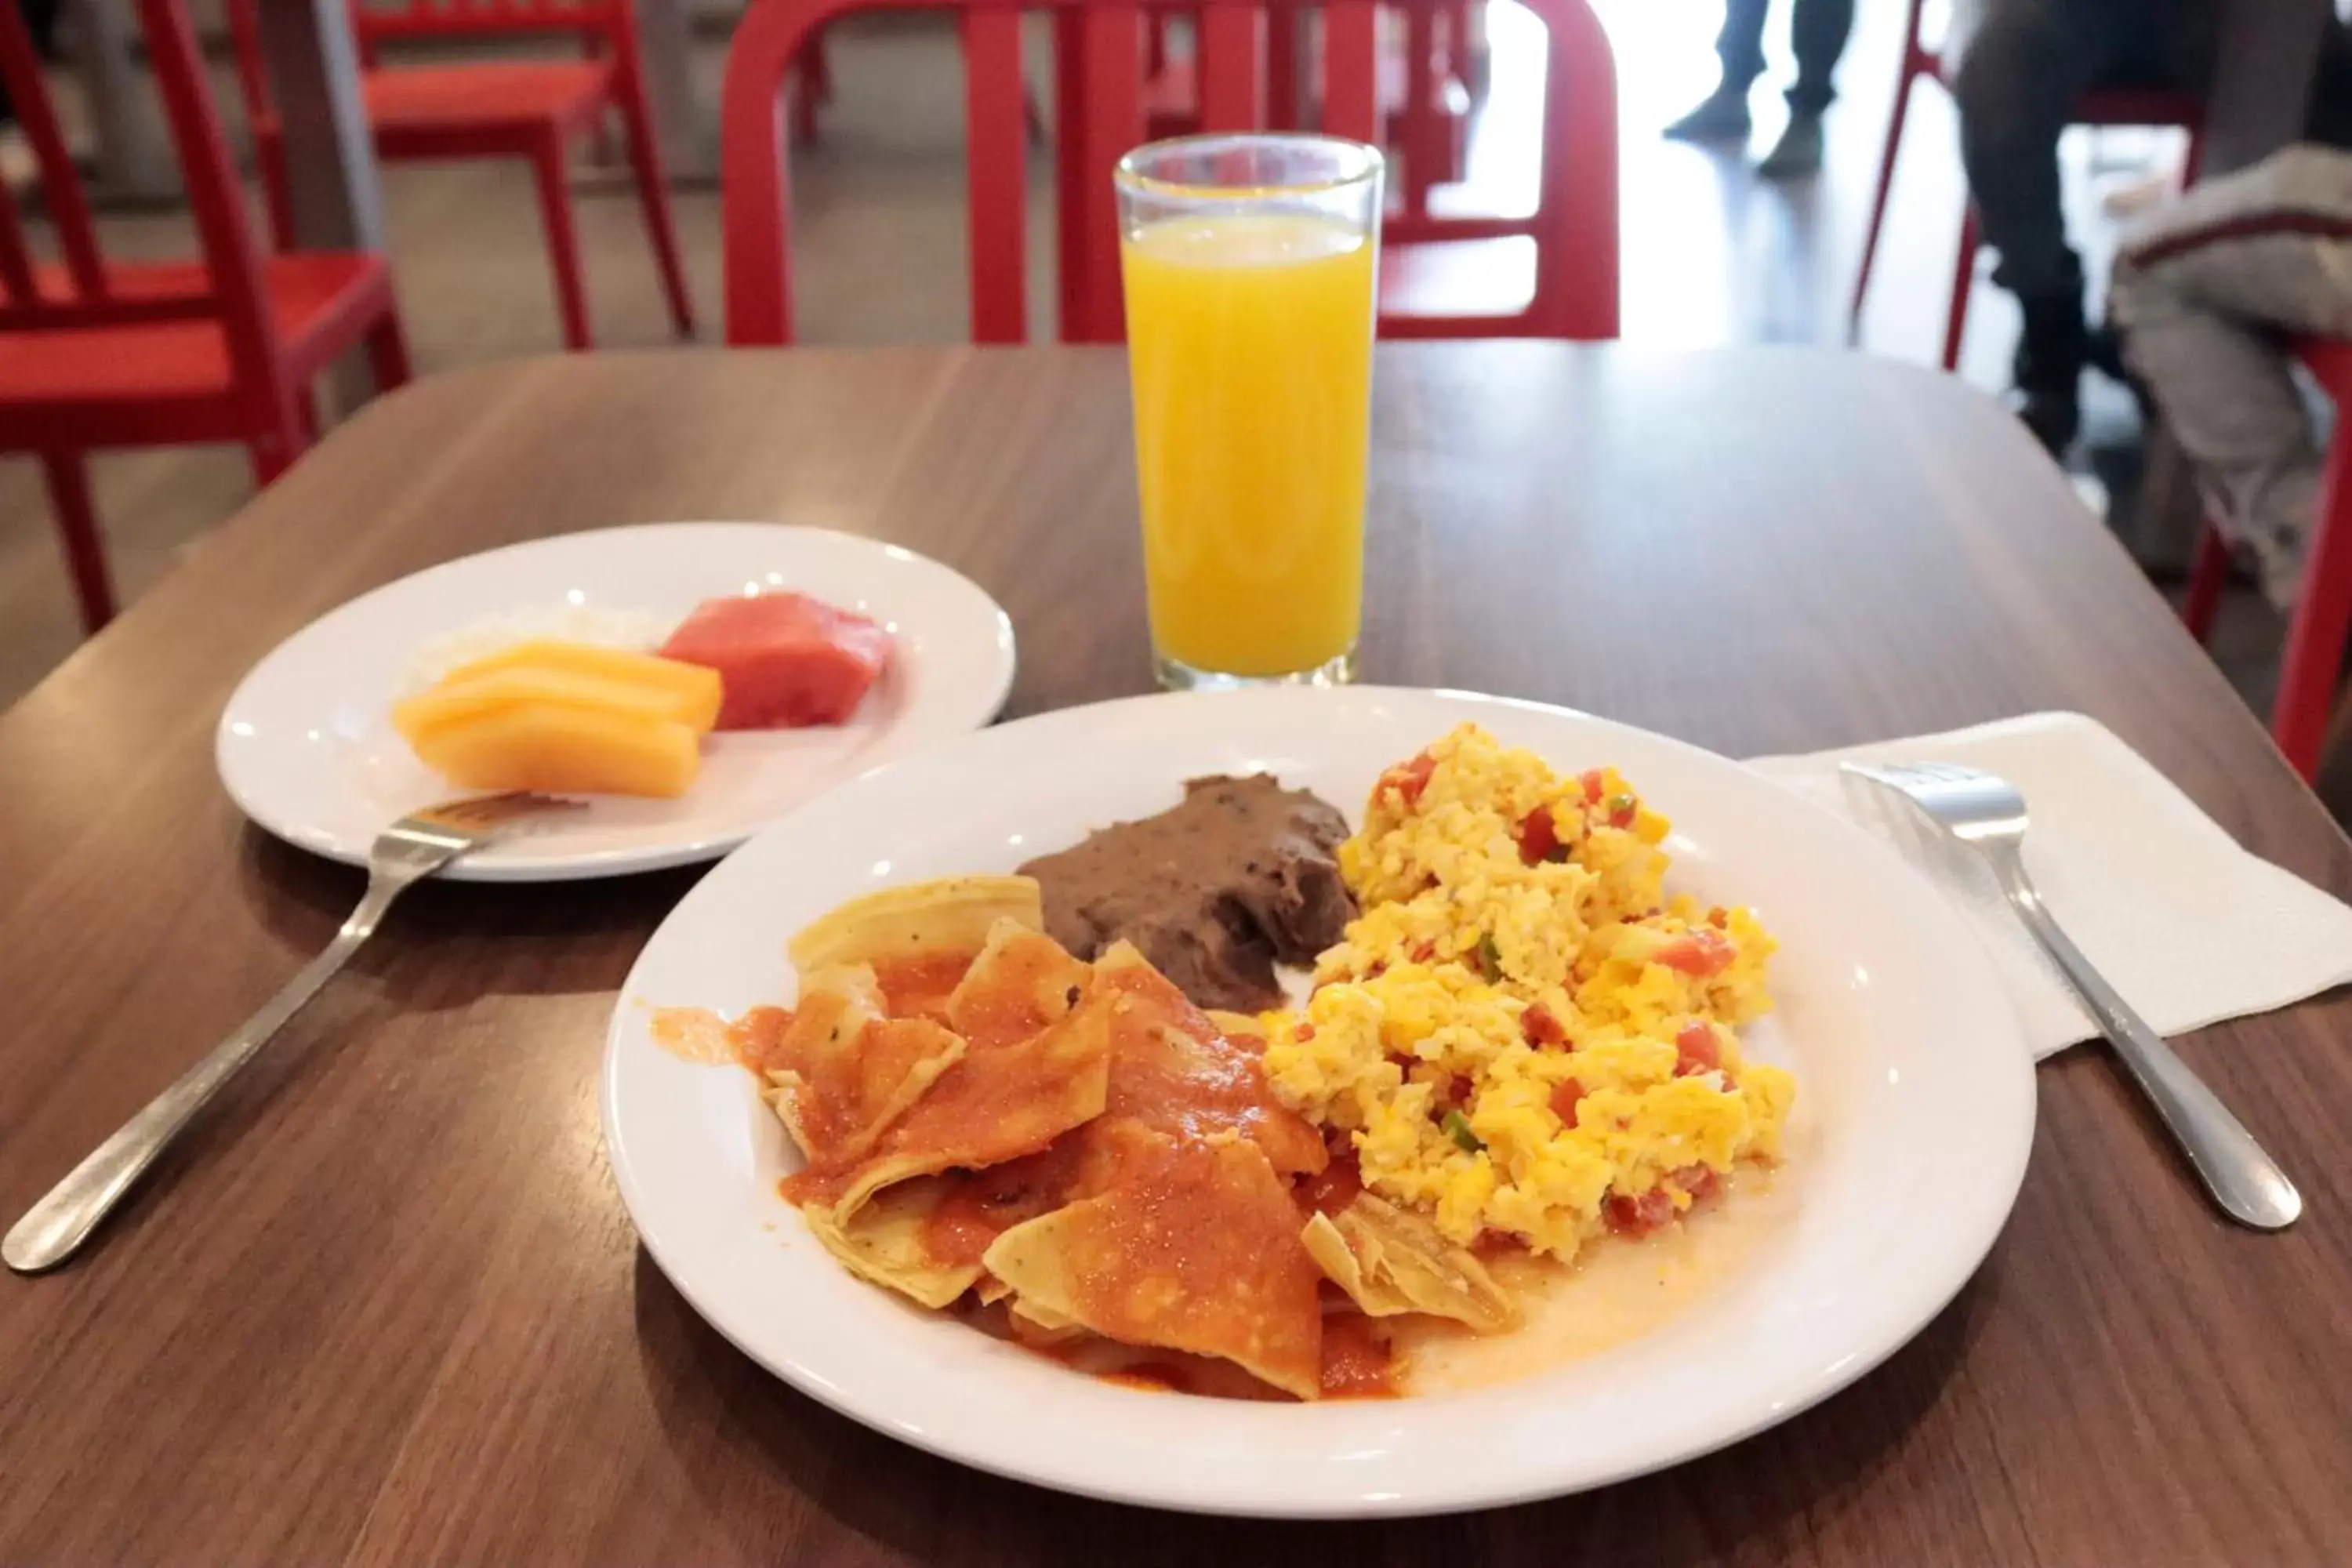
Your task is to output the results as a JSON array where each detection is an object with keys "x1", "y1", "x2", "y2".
[
  {"x1": 807, "y1": 31, "x2": 834, "y2": 103},
  {"x1": 1266, "y1": 9, "x2": 1301, "y2": 129},
  {"x1": 791, "y1": 67, "x2": 818, "y2": 145},
  {"x1": 615, "y1": 76, "x2": 698, "y2": 338},
  {"x1": 365, "y1": 312, "x2": 415, "y2": 393},
  {"x1": 528, "y1": 132, "x2": 595, "y2": 350},
  {"x1": 1942, "y1": 205, "x2": 1979, "y2": 372},
  {"x1": 2272, "y1": 426, "x2": 2352, "y2": 780},
  {"x1": 586, "y1": 37, "x2": 619, "y2": 166},
  {"x1": 2182, "y1": 518, "x2": 2230, "y2": 643},
  {"x1": 247, "y1": 401, "x2": 310, "y2": 486},
  {"x1": 1849, "y1": 68, "x2": 1918, "y2": 344},
  {"x1": 39, "y1": 452, "x2": 114, "y2": 634},
  {"x1": 256, "y1": 130, "x2": 296, "y2": 254},
  {"x1": 792, "y1": 32, "x2": 832, "y2": 146}
]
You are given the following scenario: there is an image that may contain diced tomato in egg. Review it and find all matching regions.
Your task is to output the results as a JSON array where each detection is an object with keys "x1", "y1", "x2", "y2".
[
  {"x1": 1521, "y1": 1001, "x2": 1568, "y2": 1047},
  {"x1": 1657, "y1": 929, "x2": 1737, "y2": 978},
  {"x1": 1605, "y1": 1188, "x2": 1676, "y2": 1236},
  {"x1": 1675, "y1": 1022, "x2": 1722, "y2": 1076},
  {"x1": 1380, "y1": 750, "x2": 1437, "y2": 808}
]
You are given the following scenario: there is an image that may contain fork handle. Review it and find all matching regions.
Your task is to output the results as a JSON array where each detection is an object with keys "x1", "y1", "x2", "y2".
[
  {"x1": 2, "y1": 875, "x2": 410, "y2": 1274},
  {"x1": 1989, "y1": 854, "x2": 2302, "y2": 1231}
]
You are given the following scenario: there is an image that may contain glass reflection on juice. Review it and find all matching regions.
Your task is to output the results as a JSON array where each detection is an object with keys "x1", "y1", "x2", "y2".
[{"x1": 1115, "y1": 136, "x2": 1383, "y2": 688}]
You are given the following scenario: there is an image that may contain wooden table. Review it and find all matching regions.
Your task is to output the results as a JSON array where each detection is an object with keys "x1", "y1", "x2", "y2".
[{"x1": 2, "y1": 345, "x2": 2347, "y2": 1565}]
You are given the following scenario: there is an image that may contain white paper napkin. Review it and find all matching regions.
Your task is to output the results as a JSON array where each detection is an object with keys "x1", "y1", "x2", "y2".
[{"x1": 1748, "y1": 712, "x2": 2352, "y2": 1058}]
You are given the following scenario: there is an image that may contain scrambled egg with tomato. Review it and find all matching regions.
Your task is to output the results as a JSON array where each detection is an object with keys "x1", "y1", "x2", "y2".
[{"x1": 1261, "y1": 724, "x2": 1795, "y2": 1261}]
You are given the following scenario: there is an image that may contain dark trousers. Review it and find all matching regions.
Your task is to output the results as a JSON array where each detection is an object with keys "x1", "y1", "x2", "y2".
[
  {"x1": 1, "y1": 0, "x2": 60, "y2": 122},
  {"x1": 1951, "y1": 0, "x2": 2218, "y2": 303},
  {"x1": 1717, "y1": 0, "x2": 1856, "y2": 114}
]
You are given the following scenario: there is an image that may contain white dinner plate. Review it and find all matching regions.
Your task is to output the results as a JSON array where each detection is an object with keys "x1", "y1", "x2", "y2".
[
  {"x1": 216, "y1": 524, "x2": 1015, "y2": 881},
  {"x1": 602, "y1": 686, "x2": 2036, "y2": 1517}
]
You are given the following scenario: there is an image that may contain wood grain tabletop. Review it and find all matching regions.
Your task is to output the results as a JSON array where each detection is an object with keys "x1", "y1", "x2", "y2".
[{"x1": 2, "y1": 343, "x2": 2346, "y2": 1566}]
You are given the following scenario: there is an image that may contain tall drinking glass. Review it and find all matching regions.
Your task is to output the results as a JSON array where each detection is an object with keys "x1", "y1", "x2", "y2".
[{"x1": 1115, "y1": 135, "x2": 1384, "y2": 689}]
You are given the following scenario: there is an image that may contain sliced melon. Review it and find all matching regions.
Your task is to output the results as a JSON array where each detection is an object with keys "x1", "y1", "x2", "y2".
[
  {"x1": 392, "y1": 659, "x2": 722, "y2": 746},
  {"x1": 437, "y1": 639, "x2": 724, "y2": 731},
  {"x1": 408, "y1": 701, "x2": 702, "y2": 798}
]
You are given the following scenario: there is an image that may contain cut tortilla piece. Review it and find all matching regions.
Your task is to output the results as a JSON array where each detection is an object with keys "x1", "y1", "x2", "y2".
[
  {"x1": 762, "y1": 967, "x2": 967, "y2": 1173},
  {"x1": 1092, "y1": 942, "x2": 1327, "y2": 1178},
  {"x1": 906, "y1": 1138, "x2": 1089, "y2": 1270},
  {"x1": 1204, "y1": 1009, "x2": 1270, "y2": 1047},
  {"x1": 804, "y1": 1177, "x2": 985, "y2": 1310},
  {"x1": 946, "y1": 920, "x2": 1095, "y2": 1052},
  {"x1": 1301, "y1": 1194, "x2": 1520, "y2": 1334},
  {"x1": 831, "y1": 958, "x2": 1116, "y2": 1222},
  {"x1": 788, "y1": 876, "x2": 1044, "y2": 975},
  {"x1": 982, "y1": 1120, "x2": 1326, "y2": 1400}
]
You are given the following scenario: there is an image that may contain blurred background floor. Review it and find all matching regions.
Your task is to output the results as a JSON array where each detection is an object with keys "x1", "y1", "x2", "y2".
[{"x1": 0, "y1": 0, "x2": 2293, "y2": 758}]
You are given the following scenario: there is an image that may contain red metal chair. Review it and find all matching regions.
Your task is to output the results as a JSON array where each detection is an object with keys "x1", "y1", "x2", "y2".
[
  {"x1": 0, "y1": 0, "x2": 409, "y2": 633},
  {"x1": 227, "y1": 0, "x2": 695, "y2": 351},
  {"x1": 720, "y1": 0, "x2": 1616, "y2": 346},
  {"x1": 2179, "y1": 339, "x2": 2352, "y2": 782},
  {"x1": 1849, "y1": 0, "x2": 2205, "y2": 368},
  {"x1": 1142, "y1": 3, "x2": 1475, "y2": 199}
]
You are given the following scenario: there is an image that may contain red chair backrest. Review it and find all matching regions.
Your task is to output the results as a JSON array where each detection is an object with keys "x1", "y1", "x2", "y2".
[
  {"x1": 0, "y1": 0, "x2": 110, "y2": 325},
  {"x1": 720, "y1": 0, "x2": 1618, "y2": 346},
  {"x1": 0, "y1": 0, "x2": 283, "y2": 387}
]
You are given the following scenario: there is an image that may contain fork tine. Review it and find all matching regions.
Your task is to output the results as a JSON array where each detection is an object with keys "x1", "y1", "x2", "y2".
[
  {"x1": 1840, "y1": 760, "x2": 1915, "y2": 789},
  {"x1": 466, "y1": 791, "x2": 575, "y2": 824},
  {"x1": 418, "y1": 791, "x2": 573, "y2": 829},
  {"x1": 425, "y1": 793, "x2": 524, "y2": 826}
]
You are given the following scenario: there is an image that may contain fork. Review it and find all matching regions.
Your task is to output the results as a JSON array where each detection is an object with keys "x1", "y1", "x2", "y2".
[
  {"x1": 2, "y1": 792, "x2": 577, "y2": 1274},
  {"x1": 1844, "y1": 760, "x2": 2301, "y2": 1231}
]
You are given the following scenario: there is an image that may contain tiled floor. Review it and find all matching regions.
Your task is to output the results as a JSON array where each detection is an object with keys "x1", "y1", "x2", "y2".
[{"x1": 0, "y1": 2, "x2": 2295, "y2": 762}]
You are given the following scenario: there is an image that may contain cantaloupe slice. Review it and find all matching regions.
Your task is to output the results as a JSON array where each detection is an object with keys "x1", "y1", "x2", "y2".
[
  {"x1": 391, "y1": 659, "x2": 722, "y2": 747},
  {"x1": 408, "y1": 702, "x2": 702, "y2": 798},
  {"x1": 437, "y1": 640, "x2": 724, "y2": 732}
]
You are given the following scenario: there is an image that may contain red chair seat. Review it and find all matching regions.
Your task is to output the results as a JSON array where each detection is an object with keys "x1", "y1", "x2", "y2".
[
  {"x1": 249, "y1": 60, "x2": 615, "y2": 152},
  {"x1": 365, "y1": 59, "x2": 615, "y2": 144},
  {"x1": 227, "y1": 1, "x2": 694, "y2": 353},
  {"x1": 2180, "y1": 336, "x2": 2352, "y2": 781},
  {"x1": 0, "y1": 252, "x2": 390, "y2": 416},
  {"x1": 2300, "y1": 336, "x2": 2352, "y2": 396}
]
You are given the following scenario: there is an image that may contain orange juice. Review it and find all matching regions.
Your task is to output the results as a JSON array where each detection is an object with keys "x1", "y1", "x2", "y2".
[{"x1": 1122, "y1": 212, "x2": 1376, "y2": 678}]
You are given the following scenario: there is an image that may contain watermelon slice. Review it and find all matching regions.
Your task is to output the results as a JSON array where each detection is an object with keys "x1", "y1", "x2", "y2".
[{"x1": 658, "y1": 592, "x2": 895, "y2": 730}]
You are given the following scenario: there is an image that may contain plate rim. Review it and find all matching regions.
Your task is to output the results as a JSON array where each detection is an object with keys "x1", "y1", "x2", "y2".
[
  {"x1": 212, "y1": 521, "x2": 1018, "y2": 884},
  {"x1": 599, "y1": 685, "x2": 2039, "y2": 1516}
]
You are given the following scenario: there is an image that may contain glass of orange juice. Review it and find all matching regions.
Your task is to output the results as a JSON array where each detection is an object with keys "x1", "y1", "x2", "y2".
[{"x1": 1115, "y1": 135, "x2": 1383, "y2": 689}]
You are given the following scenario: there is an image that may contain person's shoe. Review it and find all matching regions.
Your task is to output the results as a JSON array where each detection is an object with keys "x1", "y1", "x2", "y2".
[
  {"x1": 2009, "y1": 291, "x2": 2090, "y2": 456},
  {"x1": 1664, "y1": 86, "x2": 1751, "y2": 143},
  {"x1": 1755, "y1": 112, "x2": 1824, "y2": 177}
]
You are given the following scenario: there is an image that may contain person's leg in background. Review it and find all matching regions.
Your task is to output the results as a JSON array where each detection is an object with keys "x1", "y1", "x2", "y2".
[
  {"x1": 1667, "y1": 0, "x2": 1773, "y2": 143},
  {"x1": 1756, "y1": 0, "x2": 1856, "y2": 176},
  {"x1": 1950, "y1": 0, "x2": 2123, "y2": 455},
  {"x1": 2112, "y1": 146, "x2": 2352, "y2": 608}
]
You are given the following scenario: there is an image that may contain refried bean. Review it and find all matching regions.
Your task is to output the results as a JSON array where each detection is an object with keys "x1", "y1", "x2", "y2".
[{"x1": 1016, "y1": 775, "x2": 1356, "y2": 1011}]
